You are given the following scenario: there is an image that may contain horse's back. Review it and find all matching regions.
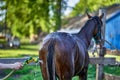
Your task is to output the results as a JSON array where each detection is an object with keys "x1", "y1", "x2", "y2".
[
  {"x1": 41, "y1": 32, "x2": 76, "y2": 63},
  {"x1": 42, "y1": 32, "x2": 76, "y2": 51}
]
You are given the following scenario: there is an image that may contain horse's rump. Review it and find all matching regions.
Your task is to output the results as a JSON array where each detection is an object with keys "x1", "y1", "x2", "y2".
[{"x1": 40, "y1": 32, "x2": 88, "y2": 79}]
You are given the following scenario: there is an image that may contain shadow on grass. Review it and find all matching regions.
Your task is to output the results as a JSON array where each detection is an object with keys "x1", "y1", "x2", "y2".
[
  {"x1": 21, "y1": 42, "x2": 39, "y2": 45},
  {"x1": 2, "y1": 47, "x2": 38, "y2": 51},
  {"x1": 19, "y1": 47, "x2": 38, "y2": 51},
  {"x1": 18, "y1": 54, "x2": 38, "y2": 57}
]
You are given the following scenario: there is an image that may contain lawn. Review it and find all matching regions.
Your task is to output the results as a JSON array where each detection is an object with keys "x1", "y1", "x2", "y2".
[
  {"x1": 3, "y1": 64, "x2": 120, "y2": 80},
  {"x1": 1, "y1": 64, "x2": 95, "y2": 80},
  {"x1": 0, "y1": 38, "x2": 120, "y2": 80},
  {"x1": 0, "y1": 38, "x2": 39, "y2": 58}
]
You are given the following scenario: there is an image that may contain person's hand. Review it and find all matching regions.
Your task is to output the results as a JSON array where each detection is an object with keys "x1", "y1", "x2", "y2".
[{"x1": 11, "y1": 62, "x2": 23, "y2": 70}]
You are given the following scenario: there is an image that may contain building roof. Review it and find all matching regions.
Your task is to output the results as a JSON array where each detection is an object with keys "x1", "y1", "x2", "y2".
[
  {"x1": 106, "y1": 10, "x2": 120, "y2": 23},
  {"x1": 63, "y1": 4, "x2": 120, "y2": 30}
]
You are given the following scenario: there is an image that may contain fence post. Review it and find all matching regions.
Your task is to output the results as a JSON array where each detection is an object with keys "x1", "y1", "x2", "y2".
[{"x1": 96, "y1": 8, "x2": 106, "y2": 80}]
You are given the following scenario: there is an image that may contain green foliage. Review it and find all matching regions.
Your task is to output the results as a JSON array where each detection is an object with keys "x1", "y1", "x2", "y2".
[
  {"x1": 4, "y1": 0, "x2": 50, "y2": 38},
  {"x1": 1, "y1": 0, "x2": 66, "y2": 38},
  {"x1": 104, "y1": 65, "x2": 120, "y2": 76},
  {"x1": 70, "y1": 0, "x2": 120, "y2": 17},
  {"x1": 2, "y1": 0, "x2": 119, "y2": 38}
]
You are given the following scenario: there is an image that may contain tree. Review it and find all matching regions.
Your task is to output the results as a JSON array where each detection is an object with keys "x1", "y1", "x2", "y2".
[
  {"x1": 2, "y1": 0, "x2": 67, "y2": 39},
  {"x1": 0, "y1": 0, "x2": 6, "y2": 33},
  {"x1": 4, "y1": 0, "x2": 50, "y2": 38},
  {"x1": 70, "y1": 0, "x2": 120, "y2": 17}
]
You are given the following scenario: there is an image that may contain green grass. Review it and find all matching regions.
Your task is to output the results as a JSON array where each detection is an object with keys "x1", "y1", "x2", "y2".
[
  {"x1": 0, "y1": 44, "x2": 39, "y2": 58},
  {"x1": 4, "y1": 64, "x2": 120, "y2": 80},
  {"x1": 0, "y1": 39, "x2": 39, "y2": 58},
  {"x1": 104, "y1": 65, "x2": 120, "y2": 76},
  {"x1": 5, "y1": 65, "x2": 43, "y2": 80},
  {"x1": 5, "y1": 65, "x2": 95, "y2": 80}
]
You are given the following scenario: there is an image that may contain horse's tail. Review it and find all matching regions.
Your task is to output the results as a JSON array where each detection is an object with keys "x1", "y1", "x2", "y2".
[{"x1": 47, "y1": 39, "x2": 56, "y2": 80}]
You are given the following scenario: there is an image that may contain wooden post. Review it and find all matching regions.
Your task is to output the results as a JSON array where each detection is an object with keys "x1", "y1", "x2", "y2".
[{"x1": 96, "y1": 9, "x2": 106, "y2": 80}]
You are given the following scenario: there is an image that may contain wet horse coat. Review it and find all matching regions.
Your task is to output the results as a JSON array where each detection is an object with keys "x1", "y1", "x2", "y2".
[{"x1": 39, "y1": 13, "x2": 104, "y2": 80}]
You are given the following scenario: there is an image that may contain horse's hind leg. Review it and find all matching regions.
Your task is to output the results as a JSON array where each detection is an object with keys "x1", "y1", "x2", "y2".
[
  {"x1": 56, "y1": 61, "x2": 73, "y2": 80},
  {"x1": 56, "y1": 66, "x2": 73, "y2": 80},
  {"x1": 59, "y1": 73, "x2": 72, "y2": 80},
  {"x1": 79, "y1": 67, "x2": 88, "y2": 80},
  {"x1": 39, "y1": 48, "x2": 49, "y2": 80}
]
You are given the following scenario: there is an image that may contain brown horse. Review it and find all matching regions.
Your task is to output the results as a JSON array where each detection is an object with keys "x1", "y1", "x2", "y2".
[{"x1": 39, "y1": 13, "x2": 104, "y2": 80}]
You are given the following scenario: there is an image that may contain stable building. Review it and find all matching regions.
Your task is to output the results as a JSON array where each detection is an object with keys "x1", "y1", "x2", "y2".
[{"x1": 105, "y1": 10, "x2": 120, "y2": 50}]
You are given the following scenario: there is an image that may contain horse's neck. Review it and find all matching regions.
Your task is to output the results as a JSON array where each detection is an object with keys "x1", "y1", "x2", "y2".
[{"x1": 78, "y1": 20, "x2": 95, "y2": 48}]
